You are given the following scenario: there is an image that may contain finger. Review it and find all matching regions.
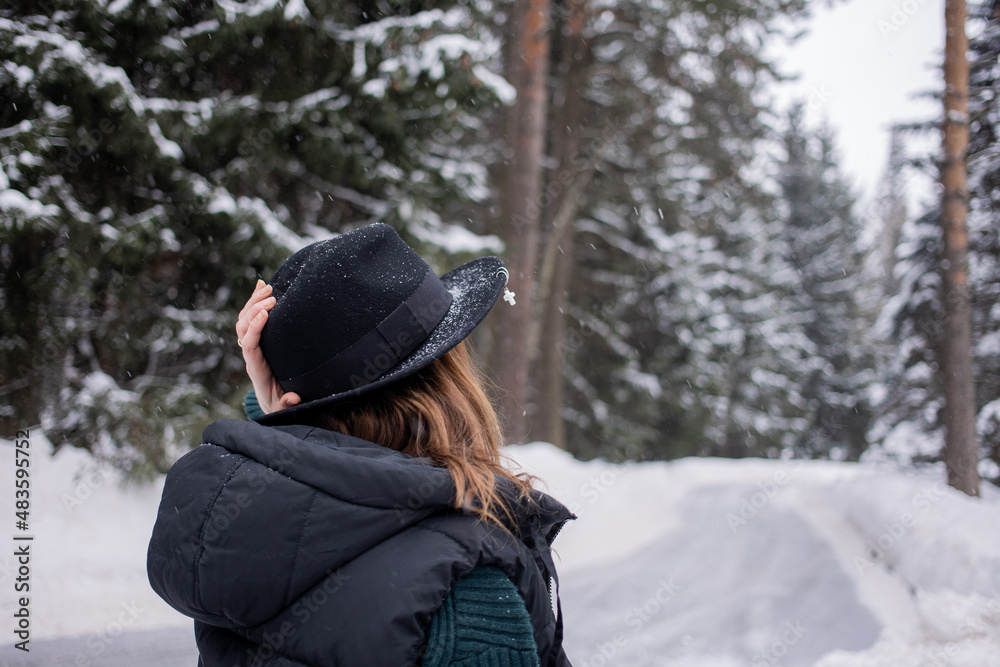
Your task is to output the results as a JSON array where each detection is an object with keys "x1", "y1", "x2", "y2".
[
  {"x1": 237, "y1": 294, "x2": 275, "y2": 342},
  {"x1": 241, "y1": 311, "x2": 274, "y2": 410},
  {"x1": 240, "y1": 302, "x2": 273, "y2": 354},
  {"x1": 273, "y1": 392, "x2": 301, "y2": 411},
  {"x1": 237, "y1": 282, "x2": 270, "y2": 327},
  {"x1": 237, "y1": 280, "x2": 272, "y2": 321}
]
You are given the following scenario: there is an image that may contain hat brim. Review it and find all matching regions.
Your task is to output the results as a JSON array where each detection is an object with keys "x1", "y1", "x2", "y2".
[{"x1": 254, "y1": 256, "x2": 506, "y2": 426}]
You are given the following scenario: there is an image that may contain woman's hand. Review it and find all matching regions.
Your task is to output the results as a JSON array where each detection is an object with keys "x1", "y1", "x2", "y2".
[{"x1": 236, "y1": 279, "x2": 301, "y2": 415}]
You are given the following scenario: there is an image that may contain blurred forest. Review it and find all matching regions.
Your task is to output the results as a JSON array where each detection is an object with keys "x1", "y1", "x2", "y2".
[{"x1": 0, "y1": 0, "x2": 998, "y2": 485}]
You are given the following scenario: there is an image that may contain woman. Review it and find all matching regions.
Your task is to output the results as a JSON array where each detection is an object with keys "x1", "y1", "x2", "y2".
[{"x1": 146, "y1": 223, "x2": 575, "y2": 667}]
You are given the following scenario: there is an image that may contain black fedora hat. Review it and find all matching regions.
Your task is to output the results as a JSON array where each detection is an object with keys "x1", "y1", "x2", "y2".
[{"x1": 255, "y1": 222, "x2": 508, "y2": 426}]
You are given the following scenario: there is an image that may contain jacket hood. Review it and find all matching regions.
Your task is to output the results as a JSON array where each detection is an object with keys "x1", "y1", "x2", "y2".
[{"x1": 147, "y1": 419, "x2": 574, "y2": 630}]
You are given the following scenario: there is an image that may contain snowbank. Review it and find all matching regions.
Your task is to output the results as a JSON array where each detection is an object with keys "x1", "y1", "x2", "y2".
[{"x1": 0, "y1": 433, "x2": 190, "y2": 643}]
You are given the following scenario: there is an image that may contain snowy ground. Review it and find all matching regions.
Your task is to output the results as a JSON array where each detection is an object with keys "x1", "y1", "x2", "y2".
[
  {"x1": 515, "y1": 446, "x2": 1000, "y2": 667},
  {"x1": 1, "y1": 435, "x2": 999, "y2": 666}
]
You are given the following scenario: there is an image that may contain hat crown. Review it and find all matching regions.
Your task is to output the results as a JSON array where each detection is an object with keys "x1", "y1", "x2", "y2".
[
  {"x1": 253, "y1": 222, "x2": 507, "y2": 425},
  {"x1": 259, "y1": 224, "x2": 435, "y2": 385}
]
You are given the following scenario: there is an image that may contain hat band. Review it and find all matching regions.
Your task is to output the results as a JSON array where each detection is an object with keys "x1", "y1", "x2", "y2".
[{"x1": 278, "y1": 270, "x2": 453, "y2": 401}]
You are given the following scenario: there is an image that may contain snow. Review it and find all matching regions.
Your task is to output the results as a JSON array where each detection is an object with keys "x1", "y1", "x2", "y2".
[
  {"x1": 0, "y1": 434, "x2": 185, "y2": 642},
  {"x1": 351, "y1": 40, "x2": 368, "y2": 79},
  {"x1": 417, "y1": 34, "x2": 485, "y2": 79},
  {"x1": 0, "y1": 188, "x2": 60, "y2": 221},
  {"x1": 0, "y1": 119, "x2": 34, "y2": 141},
  {"x1": 106, "y1": 0, "x2": 133, "y2": 15},
  {"x1": 979, "y1": 400, "x2": 1000, "y2": 430},
  {"x1": 376, "y1": 33, "x2": 492, "y2": 83},
  {"x1": 204, "y1": 189, "x2": 326, "y2": 253},
  {"x1": 239, "y1": 196, "x2": 316, "y2": 253},
  {"x1": 175, "y1": 19, "x2": 220, "y2": 40},
  {"x1": 865, "y1": 419, "x2": 942, "y2": 467},
  {"x1": 332, "y1": 9, "x2": 460, "y2": 45},
  {"x1": 514, "y1": 445, "x2": 1000, "y2": 666},
  {"x1": 12, "y1": 23, "x2": 142, "y2": 117},
  {"x1": 146, "y1": 119, "x2": 183, "y2": 161},
  {"x1": 977, "y1": 330, "x2": 1000, "y2": 357},
  {"x1": 472, "y1": 64, "x2": 516, "y2": 105},
  {"x1": 4, "y1": 13, "x2": 188, "y2": 170},
  {"x1": 622, "y1": 366, "x2": 662, "y2": 399},
  {"x1": 282, "y1": 0, "x2": 308, "y2": 21},
  {"x1": 362, "y1": 78, "x2": 388, "y2": 98},
  {"x1": 405, "y1": 207, "x2": 504, "y2": 254},
  {"x1": 3, "y1": 436, "x2": 999, "y2": 665},
  {"x1": 336, "y1": 6, "x2": 512, "y2": 106},
  {"x1": 3, "y1": 62, "x2": 33, "y2": 87},
  {"x1": 216, "y1": 0, "x2": 302, "y2": 23}
]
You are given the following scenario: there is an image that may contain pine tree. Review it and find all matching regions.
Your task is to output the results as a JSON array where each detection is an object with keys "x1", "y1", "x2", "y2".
[
  {"x1": 867, "y1": 208, "x2": 947, "y2": 466},
  {"x1": 967, "y1": 0, "x2": 1000, "y2": 485},
  {"x1": 778, "y1": 107, "x2": 872, "y2": 460},
  {"x1": 549, "y1": 0, "x2": 815, "y2": 460},
  {"x1": 0, "y1": 0, "x2": 508, "y2": 472},
  {"x1": 866, "y1": 2, "x2": 999, "y2": 488}
]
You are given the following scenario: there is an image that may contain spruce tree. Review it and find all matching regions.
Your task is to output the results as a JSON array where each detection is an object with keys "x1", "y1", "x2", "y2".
[
  {"x1": 551, "y1": 0, "x2": 815, "y2": 460},
  {"x1": 0, "y1": 0, "x2": 508, "y2": 472},
  {"x1": 778, "y1": 106, "x2": 872, "y2": 460},
  {"x1": 866, "y1": 2, "x2": 999, "y2": 487},
  {"x1": 867, "y1": 208, "x2": 947, "y2": 465},
  {"x1": 967, "y1": 0, "x2": 1000, "y2": 484}
]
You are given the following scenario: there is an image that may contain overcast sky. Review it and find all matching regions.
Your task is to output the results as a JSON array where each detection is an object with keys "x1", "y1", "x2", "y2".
[{"x1": 768, "y1": 0, "x2": 945, "y2": 207}]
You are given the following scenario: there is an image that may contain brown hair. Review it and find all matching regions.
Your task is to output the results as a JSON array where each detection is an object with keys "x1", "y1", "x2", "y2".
[{"x1": 316, "y1": 341, "x2": 535, "y2": 527}]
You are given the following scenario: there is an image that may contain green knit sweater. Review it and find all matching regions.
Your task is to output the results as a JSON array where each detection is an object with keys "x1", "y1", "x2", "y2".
[
  {"x1": 243, "y1": 392, "x2": 540, "y2": 667},
  {"x1": 423, "y1": 566, "x2": 540, "y2": 667}
]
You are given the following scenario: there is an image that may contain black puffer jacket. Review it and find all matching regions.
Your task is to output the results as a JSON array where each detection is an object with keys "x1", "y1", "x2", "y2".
[{"x1": 147, "y1": 420, "x2": 574, "y2": 666}]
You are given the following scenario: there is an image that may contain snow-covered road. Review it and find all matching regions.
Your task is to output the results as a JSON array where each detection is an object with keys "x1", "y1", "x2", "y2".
[
  {"x1": 0, "y1": 626, "x2": 197, "y2": 667},
  {"x1": 513, "y1": 445, "x2": 1000, "y2": 666},
  {"x1": 560, "y1": 484, "x2": 882, "y2": 666}
]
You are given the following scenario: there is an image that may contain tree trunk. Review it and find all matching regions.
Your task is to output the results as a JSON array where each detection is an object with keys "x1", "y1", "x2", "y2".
[
  {"x1": 940, "y1": 0, "x2": 980, "y2": 496},
  {"x1": 493, "y1": 0, "x2": 551, "y2": 443},
  {"x1": 531, "y1": 0, "x2": 590, "y2": 448},
  {"x1": 879, "y1": 128, "x2": 908, "y2": 295}
]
